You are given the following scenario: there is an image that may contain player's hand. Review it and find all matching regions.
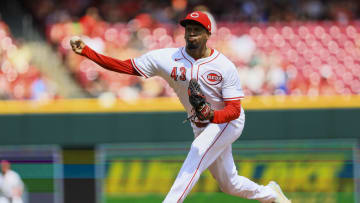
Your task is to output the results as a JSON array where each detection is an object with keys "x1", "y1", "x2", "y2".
[
  {"x1": 188, "y1": 79, "x2": 214, "y2": 121},
  {"x1": 70, "y1": 36, "x2": 85, "y2": 55},
  {"x1": 195, "y1": 102, "x2": 214, "y2": 121}
]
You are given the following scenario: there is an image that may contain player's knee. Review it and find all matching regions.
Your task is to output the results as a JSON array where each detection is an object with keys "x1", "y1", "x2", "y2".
[
  {"x1": 190, "y1": 141, "x2": 204, "y2": 155},
  {"x1": 186, "y1": 144, "x2": 200, "y2": 160}
]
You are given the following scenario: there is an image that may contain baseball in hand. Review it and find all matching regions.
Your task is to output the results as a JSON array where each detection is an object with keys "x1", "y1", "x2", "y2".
[
  {"x1": 70, "y1": 36, "x2": 81, "y2": 44},
  {"x1": 70, "y1": 36, "x2": 85, "y2": 54}
]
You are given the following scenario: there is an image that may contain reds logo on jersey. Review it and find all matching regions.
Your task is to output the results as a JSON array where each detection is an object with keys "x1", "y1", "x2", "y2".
[{"x1": 202, "y1": 70, "x2": 222, "y2": 85}]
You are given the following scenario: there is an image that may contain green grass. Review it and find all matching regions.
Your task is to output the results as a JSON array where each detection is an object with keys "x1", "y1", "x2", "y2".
[
  {"x1": 105, "y1": 193, "x2": 257, "y2": 203},
  {"x1": 105, "y1": 192, "x2": 355, "y2": 203}
]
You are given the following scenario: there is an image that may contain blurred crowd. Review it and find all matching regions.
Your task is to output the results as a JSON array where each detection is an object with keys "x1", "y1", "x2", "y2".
[
  {"x1": 48, "y1": 19, "x2": 360, "y2": 98},
  {"x1": 1, "y1": 0, "x2": 360, "y2": 100},
  {"x1": 0, "y1": 21, "x2": 58, "y2": 100},
  {"x1": 21, "y1": 0, "x2": 360, "y2": 25}
]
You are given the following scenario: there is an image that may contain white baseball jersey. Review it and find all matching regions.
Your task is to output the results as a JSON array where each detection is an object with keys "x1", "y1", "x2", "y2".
[
  {"x1": 131, "y1": 47, "x2": 244, "y2": 119},
  {"x1": 0, "y1": 170, "x2": 24, "y2": 203}
]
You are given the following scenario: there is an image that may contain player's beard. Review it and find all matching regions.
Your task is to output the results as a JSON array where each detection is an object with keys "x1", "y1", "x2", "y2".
[{"x1": 186, "y1": 41, "x2": 199, "y2": 50}]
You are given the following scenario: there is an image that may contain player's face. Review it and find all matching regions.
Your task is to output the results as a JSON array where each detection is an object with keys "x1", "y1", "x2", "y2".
[
  {"x1": 1, "y1": 160, "x2": 10, "y2": 174},
  {"x1": 184, "y1": 23, "x2": 209, "y2": 50}
]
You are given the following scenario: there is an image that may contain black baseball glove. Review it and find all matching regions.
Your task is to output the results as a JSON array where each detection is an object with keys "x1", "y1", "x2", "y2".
[{"x1": 187, "y1": 79, "x2": 214, "y2": 121}]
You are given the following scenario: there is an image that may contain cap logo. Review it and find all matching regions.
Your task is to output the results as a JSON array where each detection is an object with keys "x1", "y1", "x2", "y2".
[{"x1": 190, "y1": 12, "x2": 199, "y2": 18}]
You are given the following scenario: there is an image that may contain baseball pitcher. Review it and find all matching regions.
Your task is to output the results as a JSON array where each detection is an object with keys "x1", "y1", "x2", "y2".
[{"x1": 71, "y1": 11, "x2": 291, "y2": 203}]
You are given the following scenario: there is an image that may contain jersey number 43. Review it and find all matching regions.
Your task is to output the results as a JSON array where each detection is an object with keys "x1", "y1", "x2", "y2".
[{"x1": 171, "y1": 67, "x2": 187, "y2": 81}]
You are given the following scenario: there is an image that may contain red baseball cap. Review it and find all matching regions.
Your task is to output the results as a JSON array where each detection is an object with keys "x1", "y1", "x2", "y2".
[{"x1": 180, "y1": 11, "x2": 212, "y2": 33}]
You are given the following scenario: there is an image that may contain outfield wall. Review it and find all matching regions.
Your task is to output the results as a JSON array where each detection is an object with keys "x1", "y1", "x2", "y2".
[
  {"x1": 0, "y1": 96, "x2": 360, "y2": 145},
  {"x1": 0, "y1": 109, "x2": 359, "y2": 145}
]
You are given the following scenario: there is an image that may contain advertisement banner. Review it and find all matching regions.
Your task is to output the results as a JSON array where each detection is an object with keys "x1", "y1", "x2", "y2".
[{"x1": 97, "y1": 140, "x2": 356, "y2": 203}]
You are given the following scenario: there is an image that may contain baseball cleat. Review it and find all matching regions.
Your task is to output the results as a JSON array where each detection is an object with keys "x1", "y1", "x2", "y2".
[{"x1": 268, "y1": 181, "x2": 291, "y2": 203}]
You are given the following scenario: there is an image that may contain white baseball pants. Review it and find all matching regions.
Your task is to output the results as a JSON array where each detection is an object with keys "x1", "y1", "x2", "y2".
[{"x1": 163, "y1": 112, "x2": 277, "y2": 203}]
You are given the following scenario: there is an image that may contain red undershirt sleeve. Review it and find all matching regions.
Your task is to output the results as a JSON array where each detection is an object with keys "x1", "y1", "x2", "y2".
[
  {"x1": 81, "y1": 45, "x2": 141, "y2": 76},
  {"x1": 211, "y1": 100, "x2": 241, "y2": 124}
]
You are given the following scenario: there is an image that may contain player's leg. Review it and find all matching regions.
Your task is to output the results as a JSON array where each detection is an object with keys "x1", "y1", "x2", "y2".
[
  {"x1": 208, "y1": 146, "x2": 277, "y2": 203},
  {"x1": 163, "y1": 121, "x2": 243, "y2": 203}
]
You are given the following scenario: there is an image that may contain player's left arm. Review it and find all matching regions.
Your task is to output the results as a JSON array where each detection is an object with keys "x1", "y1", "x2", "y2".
[
  {"x1": 211, "y1": 65, "x2": 244, "y2": 124},
  {"x1": 211, "y1": 100, "x2": 241, "y2": 124},
  {"x1": 187, "y1": 79, "x2": 241, "y2": 123},
  {"x1": 188, "y1": 96, "x2": 240, "y2": 124}
]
